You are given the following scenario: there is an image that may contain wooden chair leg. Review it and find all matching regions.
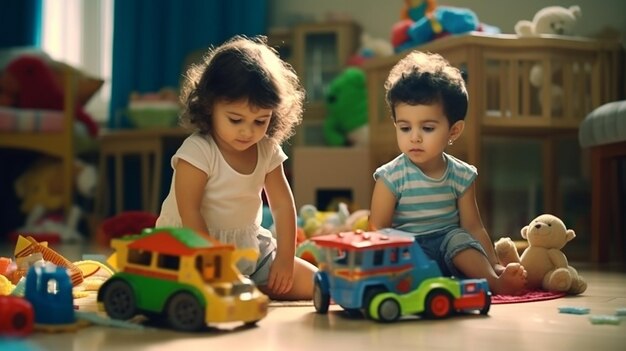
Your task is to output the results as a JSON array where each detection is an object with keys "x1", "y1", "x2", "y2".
[
  {"x1": 590, "y1": 146, "x2": 609, "y2": 263},
  {"x1": 590, "y1": 141, "x2": 626, "y2": 263}
]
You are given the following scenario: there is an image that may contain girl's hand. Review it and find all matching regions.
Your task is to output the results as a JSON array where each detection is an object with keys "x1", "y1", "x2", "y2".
[{"x1": 267, "y1": 254, "x2": 294, "y2": 295}]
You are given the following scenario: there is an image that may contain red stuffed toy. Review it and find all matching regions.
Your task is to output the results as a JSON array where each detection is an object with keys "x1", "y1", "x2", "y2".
[{"x1": 2, "y1": 55, "x2": 99, "y2": 137}]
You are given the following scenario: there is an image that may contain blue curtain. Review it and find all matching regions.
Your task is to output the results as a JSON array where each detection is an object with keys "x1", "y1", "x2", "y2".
[
  {"x1": 0, "y1": 0, "x2": 42, "y2": 48},
  {"x1": 109, "y1": 0, "x2": 268, "y2": 128}
]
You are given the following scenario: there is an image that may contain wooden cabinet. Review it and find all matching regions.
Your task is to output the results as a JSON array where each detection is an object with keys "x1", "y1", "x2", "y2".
[{"x1": 290, "y1": 21, "x2": 361, "y2": 145}]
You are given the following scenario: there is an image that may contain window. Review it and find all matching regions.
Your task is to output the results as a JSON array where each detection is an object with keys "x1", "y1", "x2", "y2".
[
  {"x1": 41, "y1": 0, "x2": 113, "y2": 123},
  {"x1": 390, "y1": 247, "x2": 399, "y2": 264},
  {"x1": 128, "y1": 249, "x2": 152, "y2": 266},
  {"x1": 373, "y1": 250, "x2": 384, "y2": 266},
  {"x1": 157, "y1": 254, "x2": 180, "y2": 270}
]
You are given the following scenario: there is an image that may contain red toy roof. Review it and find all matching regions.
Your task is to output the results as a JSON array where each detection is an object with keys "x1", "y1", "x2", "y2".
[
  {"x1": 311, "y1": 230, "x2": 414, "y2": 251},
  {"x1": 127, "y1": 228, "x2": 231, "y2": 256}
]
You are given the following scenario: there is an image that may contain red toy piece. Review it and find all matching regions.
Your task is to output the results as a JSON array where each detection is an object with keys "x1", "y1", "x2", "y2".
[
  {"x1": 0, "y1": 295, "x2": 35, "y2": 337},
  {"x1": 95, "y1": 211, "x2": 158, "y2": 247},
  {"x1": 3, "y1": 55, "x2": 99, "y2": 137}
]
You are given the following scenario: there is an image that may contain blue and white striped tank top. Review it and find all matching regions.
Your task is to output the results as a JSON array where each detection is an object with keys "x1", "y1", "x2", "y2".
[{"x1": 373, "y1": 152, "x2": 477, "y2": 235}]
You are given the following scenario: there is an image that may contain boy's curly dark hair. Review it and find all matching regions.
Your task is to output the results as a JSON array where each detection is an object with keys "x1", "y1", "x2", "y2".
[
  {"x1": 179, "y1": 35, "x2": 304, "y2": 144},
  {"x1": 385, "y1": 51, "x2": 468, "y2": 126}
]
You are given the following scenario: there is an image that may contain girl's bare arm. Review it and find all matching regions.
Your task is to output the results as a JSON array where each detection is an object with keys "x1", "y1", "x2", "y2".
[{"x1": 175, "y1": 159, "x2": 209, "y2": 235}]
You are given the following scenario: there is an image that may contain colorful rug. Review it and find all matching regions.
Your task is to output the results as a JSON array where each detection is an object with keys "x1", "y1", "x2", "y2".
[{"x1": 492, "y1": 290, "x2": 567, "y2": 304}]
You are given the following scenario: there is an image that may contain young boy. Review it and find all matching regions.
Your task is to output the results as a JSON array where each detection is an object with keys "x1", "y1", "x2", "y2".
[{"x1": 369, "y1": 51, "x2": 527, "y2": 295}]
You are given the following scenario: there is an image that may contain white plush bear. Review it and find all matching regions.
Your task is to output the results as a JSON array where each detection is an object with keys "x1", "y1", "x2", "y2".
[
  {"x1": 515, "y1": 6, "x2": 582, "y2": 114},
  {"x1": 515, "y1": 5, "x2": 581, "y2": 37}
]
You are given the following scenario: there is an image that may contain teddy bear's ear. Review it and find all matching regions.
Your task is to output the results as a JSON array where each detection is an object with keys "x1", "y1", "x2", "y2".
[
  {"x1": 521, "y1": 225, "x2": 529, "y2": 239},
  {"x1": 569, "y1": 5, "x2": 582, "y2": 19},
  {"x1": 566, "y1": 229, "x2": 576, "y2": 242},
  {"x1": 515, "y1": 20, "x2": 534, "y2": 36}
]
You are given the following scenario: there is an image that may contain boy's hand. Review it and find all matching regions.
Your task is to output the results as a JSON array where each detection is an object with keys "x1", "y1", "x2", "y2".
[{"x1": 267, "y1": 254, "x2": 294, "y2": 295}]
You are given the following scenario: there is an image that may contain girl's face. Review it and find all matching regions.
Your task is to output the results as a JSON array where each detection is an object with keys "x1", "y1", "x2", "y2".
[
  {"x1": 393, "y1": 102, "x2": 462, "y2": 171},
  {"x1": 212, "y1": 99, "x2": 272, "y2": 152}
]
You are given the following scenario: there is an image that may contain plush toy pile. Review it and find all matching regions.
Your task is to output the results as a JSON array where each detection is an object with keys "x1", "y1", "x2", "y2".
[
  {"x1": 12, "y1": 157, "x2": 97, "y2": 243},
  {"x1": 390, "y1": 0, "x2": 500, "y2": 53}
]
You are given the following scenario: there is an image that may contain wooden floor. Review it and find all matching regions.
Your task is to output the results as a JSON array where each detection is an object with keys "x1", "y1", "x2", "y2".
[{"x1": 1, "y1": 243, "x2": 625, "y2": 351}]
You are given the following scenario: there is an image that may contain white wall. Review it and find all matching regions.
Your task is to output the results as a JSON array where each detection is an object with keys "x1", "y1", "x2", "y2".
[{"x1": 268, "y1": 0, "x2": 626, "y2": 45}]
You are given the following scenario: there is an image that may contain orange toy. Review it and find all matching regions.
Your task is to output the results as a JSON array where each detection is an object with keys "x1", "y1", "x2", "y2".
[{"x1": 12, "y1": 235, "x2": 83, "y2": 286}]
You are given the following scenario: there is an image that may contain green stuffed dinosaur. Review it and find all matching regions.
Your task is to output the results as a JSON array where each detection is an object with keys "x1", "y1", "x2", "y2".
[{"x1": 323, "y1": 67, "x2": 369, "y2": 147}]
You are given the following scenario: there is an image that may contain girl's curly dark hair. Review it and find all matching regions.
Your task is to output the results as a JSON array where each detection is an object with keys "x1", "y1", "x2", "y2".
[{"x1": 179, "y1": 35, "x2": 304, "y2": 144}]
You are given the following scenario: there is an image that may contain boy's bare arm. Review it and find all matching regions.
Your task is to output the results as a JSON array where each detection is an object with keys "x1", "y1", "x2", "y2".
[
  {"x1": 369, "y1": 179, "x2": 396, "y2": 230},
  {"x1": 458, "y1": 182, "x2": 500, "y2": 267}
]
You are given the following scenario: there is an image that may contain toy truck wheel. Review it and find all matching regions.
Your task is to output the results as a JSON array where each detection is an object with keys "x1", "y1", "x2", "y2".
[
  {"x1": 102, "y1": 279, "x2": 137, "y2": 320},
  {"x1": 377, "y1": 297, "x2": 401, "y2": 323},
  {"x1": 480, "y1": 291, "x2": 492, "y2": 315},
  {"x1": 313, "y1": 280, "x2": 330, "y2": 314},
  {"x1": 244, "y1": 320, "x2": 260, "y2": 327},
  {"x1": 165, "y1": 292, "x2": 205, "y2": 332},
  {"x1": 363, "y1": 286, "x2": 386, "y2": 319},
  {"x1": 424, "y1": 289, "x2": 453, "y2": 319}
]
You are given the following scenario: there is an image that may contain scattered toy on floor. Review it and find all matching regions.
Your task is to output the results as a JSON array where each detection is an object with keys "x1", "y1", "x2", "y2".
[
  {"x1": 311, "y1": 228, "x2": 491, "y2": 322},
  {"x1": 588, "y1": 315, "x2": 621, "y2": 325},
  {"x1": 558, "y1": 306, "x2": 590, "y2": 315},
  {"x1": 98, "y1": 227, "x2": 269, "y2": 332},
  {"x1": 12, "y1": 235, "x2": 84, "y2": 286},
  {"x1": 25, "y1": 264, "x2": 76, "y2": 326}
]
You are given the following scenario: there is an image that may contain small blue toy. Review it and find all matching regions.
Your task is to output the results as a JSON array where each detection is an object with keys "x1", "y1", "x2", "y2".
[
  {"x1": 588, "y1": 315, "x2": 621, "y2": 325},
  {"x1": 558, "y1": 306, "x2": 590, "y2": 315},
  {"x1": 24, "y1": 264, "x2": 75, "y2": 325}
]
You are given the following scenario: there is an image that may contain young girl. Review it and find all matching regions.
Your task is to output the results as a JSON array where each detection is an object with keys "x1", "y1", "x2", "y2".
[
  {"x1": 368, "y1": 51, "x2": 527, "y2": 295},
  {"x1": 156, "y1": 35, "x2": 317, "y2": 300}
]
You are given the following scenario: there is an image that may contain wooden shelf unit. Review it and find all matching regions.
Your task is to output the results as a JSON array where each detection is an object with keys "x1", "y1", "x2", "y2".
[
  {"x1": 290, "y1": 21, "x2": 361, "y2": 146},
  {"x1": 361, "y1": 33, "x2": 623, "y2": 217}
]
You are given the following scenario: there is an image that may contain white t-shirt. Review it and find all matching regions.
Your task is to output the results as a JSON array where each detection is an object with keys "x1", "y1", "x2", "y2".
[{"x1": 156, "y1": 133, "x2": 286, "y2": 246}]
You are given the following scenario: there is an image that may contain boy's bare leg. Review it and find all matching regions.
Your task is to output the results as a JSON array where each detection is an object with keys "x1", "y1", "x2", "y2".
[{"x1": 453, "y1": 248, "x2": 527, "y2": 295}]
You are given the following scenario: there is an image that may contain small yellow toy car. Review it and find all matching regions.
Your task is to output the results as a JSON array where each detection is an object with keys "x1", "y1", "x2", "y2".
[{"x1": 97, "y1": 227, "x2": 268, "y2": 331}]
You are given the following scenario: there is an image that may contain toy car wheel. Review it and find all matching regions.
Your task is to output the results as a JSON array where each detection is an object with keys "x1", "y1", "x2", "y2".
[
  {"x1": 313, "y1": 280, "x2": 330, "y2": 314},
  {"x1": 424, "y1": 289, "x2": 453, "y2": 319},
  {"x1": 102, "y1": 279, "x2": 137, "y2": 320},
  {"x1": 363, "y1": 286, "x2": 386, "y2": 319},
  {"x1": 377, "y1": 297, "x2": 401, "y2": 323},
  {"x1": 166, "y1": 292, "x2": 205, "y2": 332},
  {"x1": 480, "y1": 291, "x2": 492, "y2": 315},
  {"x1": 244, "y1": 320, "x2": 260, "y2": 327},
  {"x1": 343, "y1": 308, "x2": 363, "y2": 318}
]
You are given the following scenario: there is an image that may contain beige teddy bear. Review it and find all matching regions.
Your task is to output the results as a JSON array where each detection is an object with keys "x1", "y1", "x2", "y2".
[{"x1": 495, "y1": 214, "x2": 587, "y2": 295}]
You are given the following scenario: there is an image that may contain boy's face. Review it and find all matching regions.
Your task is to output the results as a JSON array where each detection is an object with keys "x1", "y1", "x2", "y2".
[
  {"x1": 393, "y1": 102, "x2": 463, "y2": 168},
  {"x1": 212, "y1": 99, "x2": 272, "y2": 152}
]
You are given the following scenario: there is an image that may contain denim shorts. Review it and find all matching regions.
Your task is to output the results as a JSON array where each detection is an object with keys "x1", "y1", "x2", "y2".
[
  {"x1": 245, "y1": 230, "x2": 277, "y2": 286},
  {"x1": 414, "y1": 227, "x2": 487, "y2": 278}
]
